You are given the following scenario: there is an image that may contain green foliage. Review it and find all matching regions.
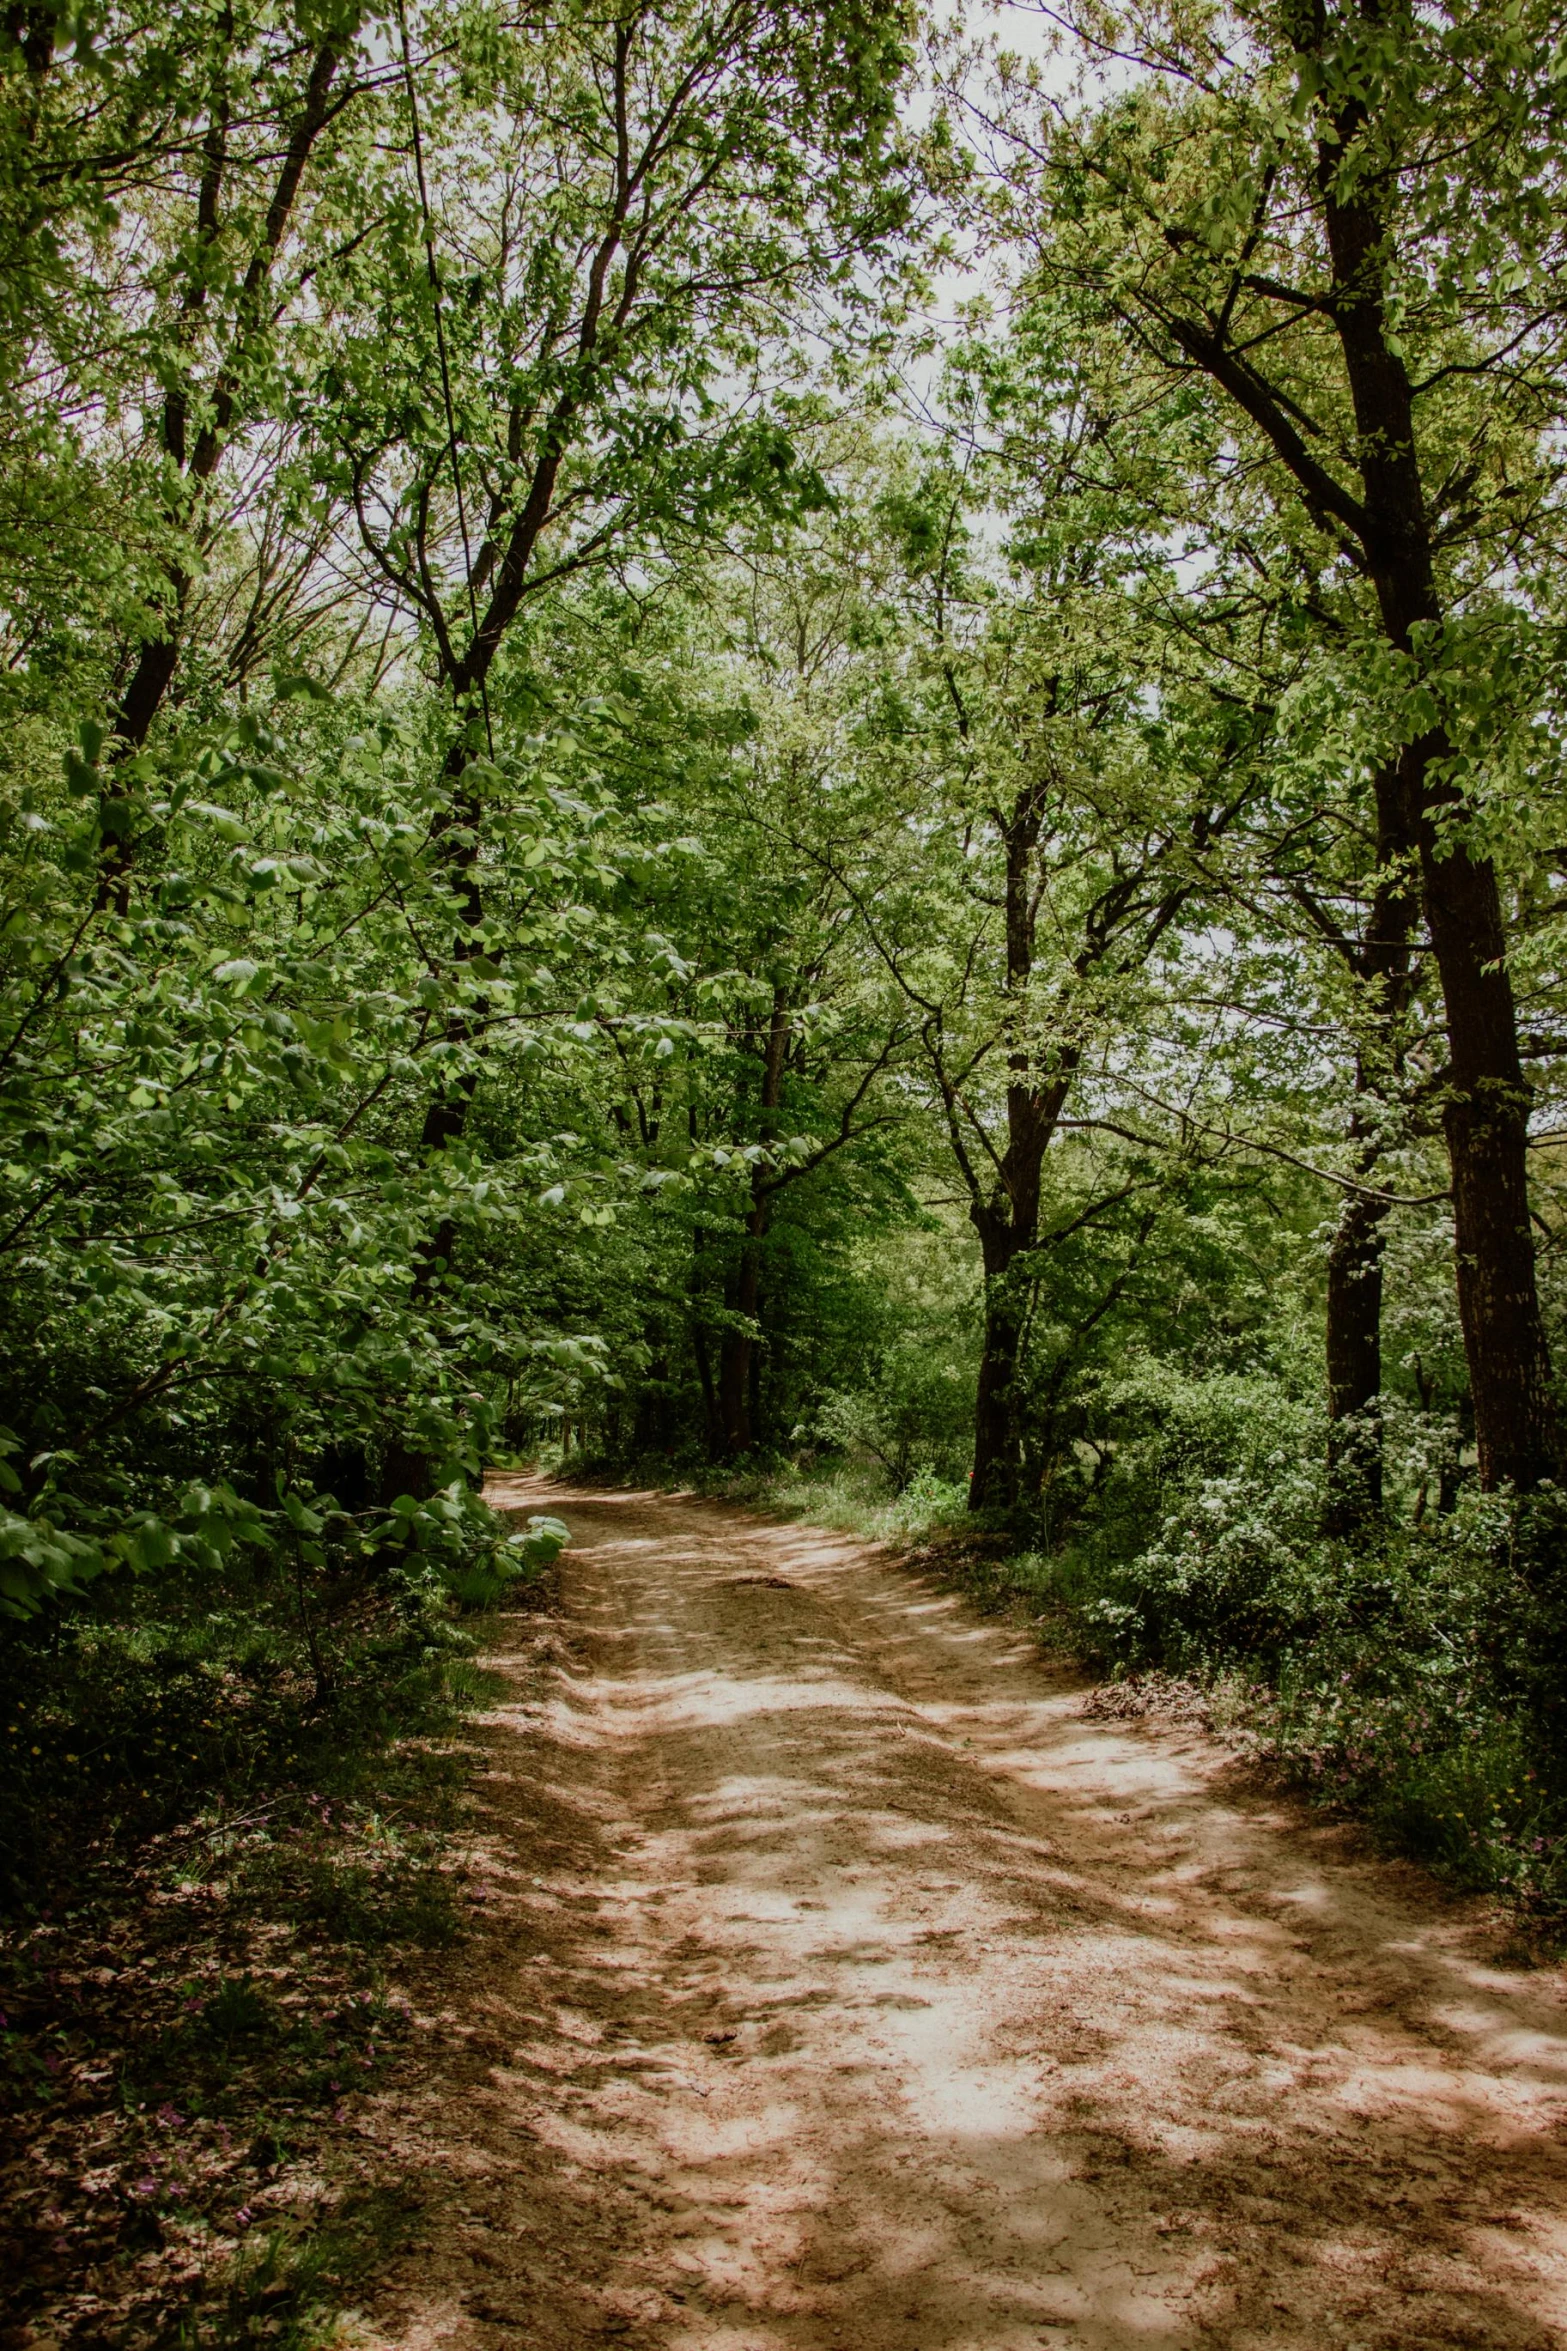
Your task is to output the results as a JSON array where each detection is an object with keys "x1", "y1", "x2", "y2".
[
  {"x1": 444, "y1": 1510, "x2": 568, "y2": 1610},
  {"x1": 812, "y1": 1222, "x2": 978, "y2": 1487},
  {"x1": 0, "y1": 1523, "x2": 482, "y2": 1905},
  {"x1": 173, "y1": 2189, "x2": 424, "y2": 2350},
  {"x1": 1002, "y1": 1403, "x2": 1567, "y2": 1913},
  {"x1": 0, "y1": 1524, "x2": 483, "y2": 2346},
  {"x1": 815, "y1": 1366, "x2": 965, "y2": 1491},
  {"x1": 702, "y1": 1455, "x2": 972, "y2": 1546},
  {"x1": 178, "y1": 2222, "x2": 361, "y2": 2351}
]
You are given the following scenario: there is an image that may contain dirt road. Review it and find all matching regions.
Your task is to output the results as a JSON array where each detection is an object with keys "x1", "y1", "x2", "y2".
[{"x1": 374, "y1": 1481, "x2": 1567, "y2": 2351}]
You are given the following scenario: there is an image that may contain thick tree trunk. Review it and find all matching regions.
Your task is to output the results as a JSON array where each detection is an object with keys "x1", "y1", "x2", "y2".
[
  {"x1": 960, "y1": 787, "x2": 1072, "y2": 1514},
  {"x1": 380, "y1": 1435, "x2": 433, "y2": 1507},
  {"x1": 950, "y1": 800, "x2": 1192, "y2": 1514},
  {"x1": 1323, "y1": 1166, "x2": 1387, "y2": 1535},
  {"x1": 1311, "y1": 95, "x2": 1558, "y2": 1493},
  {"x1": 5, "y1": 3, "x2": 55, "y2": 78},
  {"x1": 717, "y1": 989, "x2": 790, "y2": 1459},
  {"x1": 1158, "y1": 16, "x2": 1559, "y2": 1492},
  {"x1": 971, "y1": 1235, "x2": 1024, "y2": 1513},
  {"x1": 115, "y1": 634, "x2": 184, "y2": 754},
  {"x1": 1321, "y1": 797, "x2": 1417, "y2": 1533},
  {"x1": 692, "y1": 1322, "x2": 722, "y2": 1460},
  {"x1": 1416, "y1": 795, "x2": 1555, "y2": 1489}
]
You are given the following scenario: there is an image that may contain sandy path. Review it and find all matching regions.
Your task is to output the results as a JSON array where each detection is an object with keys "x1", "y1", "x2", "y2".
[{"x1": 374, "y1": 1481, "x2": 1567, "y2": 2351}]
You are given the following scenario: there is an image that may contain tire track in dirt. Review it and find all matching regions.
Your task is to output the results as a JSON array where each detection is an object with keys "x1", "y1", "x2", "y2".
[{"x1": 369, "y1": 1481, "x2": 1567, "y2": 2351}]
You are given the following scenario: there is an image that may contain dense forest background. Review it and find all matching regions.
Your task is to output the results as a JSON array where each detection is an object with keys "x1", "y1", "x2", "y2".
[{"x1": 8, "y1": 0, "x2": 1567, "y2": 1962}]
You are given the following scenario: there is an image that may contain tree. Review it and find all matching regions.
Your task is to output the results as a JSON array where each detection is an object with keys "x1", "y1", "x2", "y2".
[
  {"x1": 825, "y1": 358, "x2": 1247, "y2": 1510},
  {"x1": 991, "y1": 0, "x2": 1567, "y2": 1488},
  {"x1": 304, "y1": 0, "x2": 914, "y2": 1329}
]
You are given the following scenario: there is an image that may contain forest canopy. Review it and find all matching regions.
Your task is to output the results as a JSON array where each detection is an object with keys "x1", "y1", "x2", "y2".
[{"x1": 8, "y1": 0, "x2": 1567, "y2": 1917}]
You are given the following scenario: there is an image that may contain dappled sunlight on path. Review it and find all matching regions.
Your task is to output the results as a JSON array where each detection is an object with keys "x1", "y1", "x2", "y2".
[{"x1": 374, "y1": 1483, "x2": 1567, "y2": 2351}]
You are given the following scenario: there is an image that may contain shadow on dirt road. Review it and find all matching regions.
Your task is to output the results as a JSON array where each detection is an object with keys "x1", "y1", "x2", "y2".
[{"x1": 370, "y1": 1480, "x2": 1567, "y2": 2351}]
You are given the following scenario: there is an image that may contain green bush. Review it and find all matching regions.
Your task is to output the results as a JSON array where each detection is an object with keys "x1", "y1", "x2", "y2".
[
  {"x1": 815, "y1": 1344, "x2": 974, "y2": 1491},
  {"x1": 443, "y1": 1511, "x2": 569, "y2": 1611},
  {"x1": 1055, "y1": 1445, "x2": 1567, "y2": 1914}
]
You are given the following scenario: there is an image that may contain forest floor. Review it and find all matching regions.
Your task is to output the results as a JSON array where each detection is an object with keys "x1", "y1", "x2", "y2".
[{"x1": 358, "y1": 1476, "x2": 1567, "y2": 2351}]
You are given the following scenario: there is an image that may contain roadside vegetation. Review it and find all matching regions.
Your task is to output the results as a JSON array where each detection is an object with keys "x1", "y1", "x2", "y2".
[
  {"x1": 628, "y1": 1415, "x2": 1567, "y2": 1927},
  {"x1": 0, "y1": 1506, "x2": 565, "y2": 2346}
]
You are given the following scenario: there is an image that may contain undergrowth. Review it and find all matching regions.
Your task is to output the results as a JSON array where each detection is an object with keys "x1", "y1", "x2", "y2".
[
  {"x1": 0, "y1": 1501, "x2": 565, "y2": 2348},
  {"x1": 564, "y1": 1446, "x2": 973, "y2": 1547},
  {"x1": 950, "y1": 1480, "x2": 1567, "y2": 1930}
]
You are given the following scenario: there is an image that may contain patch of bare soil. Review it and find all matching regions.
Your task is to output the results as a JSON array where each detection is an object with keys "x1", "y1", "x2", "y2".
[
  {"x1": 362, "y1": 1480, "x2": 1567, "y2": 2351},
  {"x1": 1078, "y1": 1673, "x2": 1215, "y2": 1729}
]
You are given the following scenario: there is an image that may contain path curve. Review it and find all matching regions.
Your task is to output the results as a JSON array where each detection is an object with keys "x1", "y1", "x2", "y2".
[{"x1": 375, "y1": 1480, "x2": 1567, "y2": 2351}]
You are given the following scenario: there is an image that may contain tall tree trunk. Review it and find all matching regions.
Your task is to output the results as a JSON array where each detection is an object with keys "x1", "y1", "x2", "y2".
[
  {"x1": 971, "y1": 1223, "x2": 1024, "y2": 1512},
  {"x1": 717, "y1": 988, "x2": 790, "y2": 1458},
  {"x1": 961, "y1": 785, "x2": 1065, "y2": 1514},
  {"x1": 1310, "y1": 36, "x2": 1557, "y2": 1492},
  {"x1": 1321, "y1": 791, "x2": 1417, "y2": 1534},
  {"x1": 1417, "y1": 809, "x2": 1554, "y2": 1489},
  {"x1": 5, "y1": 3, "x2": 55, "y2": 78},
  {"x1": 1157, "y1": 9, "x2": 1558, "y2": 1489},
  {"x1": 1323, "y1": 1158, "x2": 1388, "y2": 1534},
  {"x1": 410, "y1": 741, "x2": 486, "y2": 1290}
]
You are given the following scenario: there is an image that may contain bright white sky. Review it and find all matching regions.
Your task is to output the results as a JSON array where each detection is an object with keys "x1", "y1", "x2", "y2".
[{"x1": 906, "y1": 4, "x2": 1085, "y2": 363}]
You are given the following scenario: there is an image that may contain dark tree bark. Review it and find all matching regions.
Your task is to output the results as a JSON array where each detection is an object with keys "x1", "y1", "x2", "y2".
[
  {"x1": 718, "y1": 988, "x2": 790, "y2": 1457},
  {"x1": 97, "y1": 35, "x2": 347, "y2": 907},
  {"x1": 1316, "y1": 784, "x2": 1419, "y2": 1534},
  {"x1": 965, "y1": 780, "x2": 1052, "y2": 1510},
  {"x1": 963, "y1": 777, "x2": 1080, "y2": 1512},
  {"x1": 970, "y1": 1269, "x2": 1027, "y2": 1511},
  {"x1": 1323, "y1": 1169, "x2": 1388, "y2": 1531},
  {"x1": 1148, "y1": 3, "x2": 1559, "y2": 1488},
  {"x1": 1418, "y1": 816, "x2": 1554, "y2": 1490},
  {"x1": 1318, "y1": 143, "x2": 1557, "y2": 1491},
  {"x1": 945, "y1": 775, "x2": 1193, "y2": 1514},
  {"x1": 4, "y1": 3, "x2": 54, "y2": 77}
]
